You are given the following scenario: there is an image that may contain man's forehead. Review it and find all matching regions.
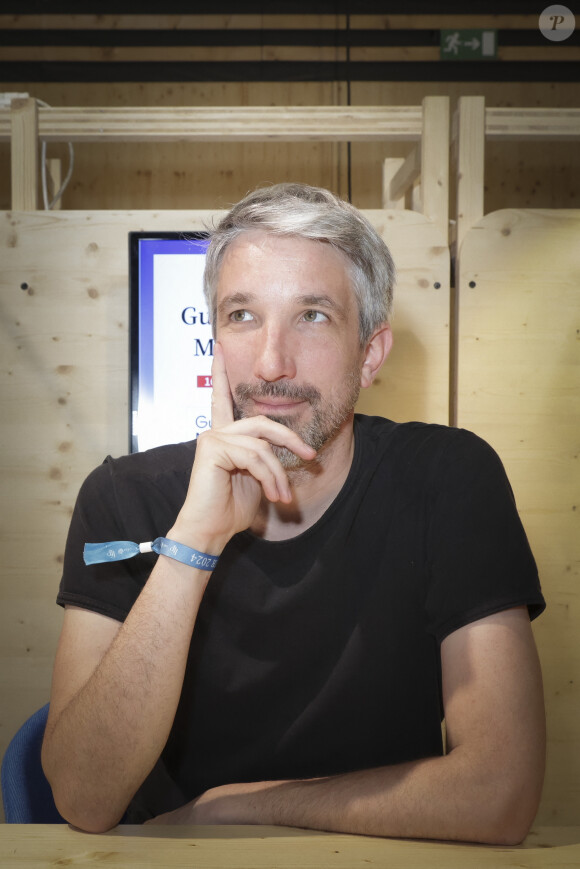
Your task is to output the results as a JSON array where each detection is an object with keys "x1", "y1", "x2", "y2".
[
  {"x1": 220, "y1": 229, "x2": 350, "y2": 267},
  {"x1": 216, "y1": 231, "x2": 356, "y2": 299}
]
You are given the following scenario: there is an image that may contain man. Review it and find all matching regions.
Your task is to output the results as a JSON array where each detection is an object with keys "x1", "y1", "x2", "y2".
[{"x1": 42, "y1": 183, "x2": 545, "y2": 842}]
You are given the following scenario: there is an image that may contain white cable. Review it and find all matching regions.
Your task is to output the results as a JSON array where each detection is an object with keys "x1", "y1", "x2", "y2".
[
  {"x1": 41, "y1": 139, "x2": 49, "y2": 210},
  {"x1": 36, "y1": 97, "x2": 75, "y2": 210},
  {"x1": 48, "y1": 143, "x2": 74, "y2": 210}
]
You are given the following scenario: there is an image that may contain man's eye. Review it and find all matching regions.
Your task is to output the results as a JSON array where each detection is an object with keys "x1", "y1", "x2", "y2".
[
  {"x1": 302, "y1": 310, "x2": 327, "y2": 323},
  {"x1": 230, "y1": 310, "x2": 252, "y2": 322}
]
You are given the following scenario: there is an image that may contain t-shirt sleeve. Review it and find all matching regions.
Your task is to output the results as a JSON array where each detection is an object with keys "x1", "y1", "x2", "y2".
[
  {"x1": 424, "y1": 429, "x2": 545, "y2": 643},
  {"x1": 56, "y1": 459, "x2": 158, "y2": 622}
]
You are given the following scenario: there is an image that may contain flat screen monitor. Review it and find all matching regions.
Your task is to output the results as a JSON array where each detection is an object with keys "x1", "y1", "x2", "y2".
[{"x1": 129, "y1": 231, "x2": 212, "y2": 453}]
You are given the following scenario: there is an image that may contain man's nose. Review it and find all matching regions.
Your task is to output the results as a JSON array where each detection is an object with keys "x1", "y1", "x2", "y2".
[{"x1": 253, "y1": 325, "x2": 297, "y2": 382}]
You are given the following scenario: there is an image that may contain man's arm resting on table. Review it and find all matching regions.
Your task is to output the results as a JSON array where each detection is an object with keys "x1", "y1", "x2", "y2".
[
  {"x1": 149, "y1": 606, "x2": 545, "y2": 845},
  {"x1": 42, "y1": 353, "x2": 318, "y2": 835},
  {"x1": 41, "y1": 554, "x2": 212, "y2": 833}
]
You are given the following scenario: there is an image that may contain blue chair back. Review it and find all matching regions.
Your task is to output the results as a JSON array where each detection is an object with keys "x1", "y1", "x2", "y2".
[{"x1": 1, "y1": 704, "x2": 65, "y2": 823}]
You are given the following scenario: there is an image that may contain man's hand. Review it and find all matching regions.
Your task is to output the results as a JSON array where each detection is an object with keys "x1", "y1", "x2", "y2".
[
  {"x1": 145, "y1": 780, "x2": 288, "y2": 826},
  {"x1": 169, "y1": 343, "x2": 317, "y2": 554}
]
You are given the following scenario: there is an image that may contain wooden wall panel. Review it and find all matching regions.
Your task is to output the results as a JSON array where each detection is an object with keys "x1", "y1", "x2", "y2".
[
  {"x1": 0, "y1": 208, "x2": 448, "y2": 802},
  {"x1": 456, "y1": 209, "x2": 580, "y2": 825},
  {"x1": 0, "y1": 82, "x2": 350, "y2": 212},
  {"x1": 358, "y1": 210, "x2": 449, "y2": 425}
]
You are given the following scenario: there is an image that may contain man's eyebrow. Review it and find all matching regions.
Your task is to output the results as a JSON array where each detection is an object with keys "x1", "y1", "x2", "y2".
[
  {"x1": 217, "y1": 291, "x2": 348, "y2": 319},
  {"x1": 295, "y1": 294, "x2": 348, "y2": 318},
  {"x1": 217, "y1": 293, "x2": 256, "y2": 315}
]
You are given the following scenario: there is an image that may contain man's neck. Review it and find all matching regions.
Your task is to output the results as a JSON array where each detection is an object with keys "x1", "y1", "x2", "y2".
[{"x1": 250, "y1": 417, "x2": 356, "y2": 542}]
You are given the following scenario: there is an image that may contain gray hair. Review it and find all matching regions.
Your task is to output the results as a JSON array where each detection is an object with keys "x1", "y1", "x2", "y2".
[{"x1": 203, "y1": 183, "x2": 395, "y2": 345}]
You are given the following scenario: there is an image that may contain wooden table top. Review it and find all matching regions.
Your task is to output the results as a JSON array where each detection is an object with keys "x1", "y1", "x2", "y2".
[{"x1": 1, "y1": 825, "x2": 580, "y2": 868}]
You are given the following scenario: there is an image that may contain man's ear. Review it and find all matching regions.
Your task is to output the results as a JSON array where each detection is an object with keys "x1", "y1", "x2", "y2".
[{"x1": 360, "y1": 325, "x2": 393, "y2": 389}]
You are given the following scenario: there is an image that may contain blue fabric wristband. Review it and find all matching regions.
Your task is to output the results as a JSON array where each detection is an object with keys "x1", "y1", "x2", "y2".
[{"x1": 83, "y1": 536, "x2": 219, "y2": 571}]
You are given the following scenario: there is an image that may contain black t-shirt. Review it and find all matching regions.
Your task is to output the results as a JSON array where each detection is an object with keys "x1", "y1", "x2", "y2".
[{"x1": 57, "y1": 415, "x2": 545, "y2": 822}]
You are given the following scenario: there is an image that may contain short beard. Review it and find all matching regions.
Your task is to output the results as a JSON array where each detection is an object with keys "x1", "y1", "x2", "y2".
[{"x1": 233, "y1": 375, "x2": 360, "y2": 470}]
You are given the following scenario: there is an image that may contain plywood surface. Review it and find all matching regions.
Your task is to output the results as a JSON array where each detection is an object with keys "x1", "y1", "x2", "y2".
[
  {"x1": 1, "y1": 825, "x2": 580, "y2": 869},
  {"x1": 456, "y1": 209, "x2": 580, "y2": 825}
]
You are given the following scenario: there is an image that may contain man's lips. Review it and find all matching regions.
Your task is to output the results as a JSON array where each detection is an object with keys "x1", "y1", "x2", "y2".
[
  {"x1": 250, "y1": 397, "x2": 307, "y2": 414},
  {"x1": 234, "y1": 382, "x2": 322, "y2": 419}
]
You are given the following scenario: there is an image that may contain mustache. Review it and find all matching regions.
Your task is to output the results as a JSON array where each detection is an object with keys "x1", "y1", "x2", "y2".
[{"x1": 234, "y1": 381, "x2": 322, "y2": 406}]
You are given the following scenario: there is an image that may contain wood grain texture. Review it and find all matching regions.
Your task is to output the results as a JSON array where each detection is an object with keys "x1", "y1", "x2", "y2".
[
  {"x1": 382, "y1": 157, "x2": 406, "y2": 210},
  {"x1": 456, "y1": 208, "x2": 580, "y2": 826},
  {"x1": 420, "y1": 95, "x2": 449, "y2": 243},
  {"x1": 1, "y1": 824, "x2": 580, "y2": 868},
  {"x1": 0, "y1": 105, "x2": 424, "y2": 145},
  {"x1": 9, "y1": 97, "x2": 38, "y2": 210},
  {"x1": 1, "y1": 81, "x2": 580, "y2": 215},
  {"x1": 356, "y1": 210, "x2": 449, "y2": 425},
  {"x1": 454, "y1": 95, "x2": 485, "y2": 251}
]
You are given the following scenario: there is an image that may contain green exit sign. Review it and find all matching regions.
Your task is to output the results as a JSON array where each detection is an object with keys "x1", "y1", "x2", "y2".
[{"x1": 440, "y1": 29, "x2": 497, "y2": 60}]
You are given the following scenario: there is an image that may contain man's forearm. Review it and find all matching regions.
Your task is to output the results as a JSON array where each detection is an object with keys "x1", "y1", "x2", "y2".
[
  {"x1": 43, "y1": 397, "x2": 316, "y2": 834},
  {"x1": 42, "y1": 555, "x2": 209, "y2": 833},
  {"x1": 164, "y1": 747, "x2": 541, "y2": 845}
]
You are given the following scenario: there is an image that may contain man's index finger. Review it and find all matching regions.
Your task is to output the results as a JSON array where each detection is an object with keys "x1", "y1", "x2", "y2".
[{"x1": 210, "y1": 342, "x2": 235, "y2": 429}]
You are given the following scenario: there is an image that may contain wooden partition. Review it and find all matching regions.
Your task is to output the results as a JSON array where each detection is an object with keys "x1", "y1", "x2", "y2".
[
  {"x1": 452, "y1": 97, "x2": 580, "y2": 252},
  {"x1": 0, "y1": 207, "x2": 449, "y2": 789},
  {"x1": 456, "y1": 208, "x2": 580, "y2": 825},
  {"x1": 452, "y1": 104, "x2": 580, "y2": 826},
  {"x1": 0, "y1": 96, "x2": 449, "y2": 242}
]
